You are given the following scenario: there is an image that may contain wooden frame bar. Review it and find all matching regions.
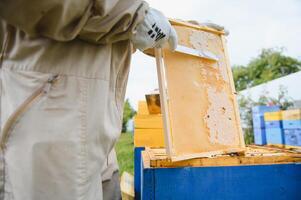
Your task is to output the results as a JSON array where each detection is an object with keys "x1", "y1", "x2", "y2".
[{"x1": 155, "y1": 48, "x2": 173, "y2": 156}]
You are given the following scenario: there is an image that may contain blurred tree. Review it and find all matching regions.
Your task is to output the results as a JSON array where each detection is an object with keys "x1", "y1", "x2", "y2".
[
  {"x1": 233, "y1": 65, "x2": 252, "y2": 91},
  {"x1": 256, "y1": 86, "x2": 294, "y2": 110},
  {"x1": 233, "y1": 48, "x2": 301, "y2": 91},
  {"x1": 122, "y1": 99, "x2": 136, "y2": 133},
  {"x1": 238, "y1": 95, "x2": 254, "y2": 144}
]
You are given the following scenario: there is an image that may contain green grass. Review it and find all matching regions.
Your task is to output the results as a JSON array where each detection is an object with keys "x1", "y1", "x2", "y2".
[{"x1": 116, "y1": 133, "x2": 134, "y2": 175}]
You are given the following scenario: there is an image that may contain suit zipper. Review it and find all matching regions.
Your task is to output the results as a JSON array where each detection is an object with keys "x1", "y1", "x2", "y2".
[{"x1": 0, "y1": 74, "x2": 59, "y2": 151}]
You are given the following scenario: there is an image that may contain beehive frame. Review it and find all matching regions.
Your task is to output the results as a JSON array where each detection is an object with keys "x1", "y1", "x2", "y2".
[{"x1": 155, "y1": 20, "x2": 245, "y2": 161}]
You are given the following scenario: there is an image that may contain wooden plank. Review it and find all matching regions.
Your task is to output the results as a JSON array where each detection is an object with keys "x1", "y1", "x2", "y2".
[
  {"x1": 141, "y1": 151, "x2": 150, "y2": 169},
  {"x1": 143, "y1": 146, "x2": 301, "y2": 168},
  {"x1": 155, "y1": 48, "x2": 173, "y2": 156},
  {"x1": 169, "y1": 19, "x2": 226, "y2": 35},
  {"x1": 134, "y1": 114, "x2": 163, "y2": 129},
  {"x1": 137, "y1": 101, "x2": 149, "y2": 115},
  {"x1": 143, "y1": 19, "x2": 226, "y2": 58},
  {"x1": 169, "y1": 147, "x2": 245, "y2": 162},
  {"x1": 221, "y1": 36, "x2": 246, "y2": 148},
  {"x1": 150, "y1": 155, "x2": 301, "y2": 168},
  {"x1": 157, "y1": 24, "x2": 245, "y2": 161},
  {"x1": 134, "y1": 129, "x2": 165, "y2": 148},
  {"x1": 256, "y1": 144, "x2": 301, "y2": 153},
  {"x1": 281, "y1": 144, "x2": 301, "y2": 151}
]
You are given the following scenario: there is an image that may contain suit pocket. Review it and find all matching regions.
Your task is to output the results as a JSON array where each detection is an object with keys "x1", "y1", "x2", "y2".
[{"x1": 0, "y1": 74, "x2": 59, "y2": 150}]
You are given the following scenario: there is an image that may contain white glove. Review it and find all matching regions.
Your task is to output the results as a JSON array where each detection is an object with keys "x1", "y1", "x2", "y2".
[{"x1": 131, "y1": 8, "x2": 178, "y2": 51}]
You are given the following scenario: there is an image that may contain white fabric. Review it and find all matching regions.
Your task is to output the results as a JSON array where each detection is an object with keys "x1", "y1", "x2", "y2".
[
  {"x1": 131, "y1": 8, "x2": 178, "y2": 51},
  {"x1": 0, "y1": 0, "x2": 149, "y2": 199},
  {"x1": 101, "y1": 149, "x2": 119, "y2": 182}
]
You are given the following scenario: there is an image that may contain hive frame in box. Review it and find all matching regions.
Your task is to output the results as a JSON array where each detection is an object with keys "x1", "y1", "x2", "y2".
[
  {"x1": 142, "y1": 145, "x2": 301, "y2": 168},
  {"x1": 154, "y1": 20, "x2": 245, "y2": 161}
]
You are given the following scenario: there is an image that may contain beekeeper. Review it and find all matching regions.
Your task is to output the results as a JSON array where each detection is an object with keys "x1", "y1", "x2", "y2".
[{"x1": 0, "y1": 0, "x2": 177, "y2": 199}]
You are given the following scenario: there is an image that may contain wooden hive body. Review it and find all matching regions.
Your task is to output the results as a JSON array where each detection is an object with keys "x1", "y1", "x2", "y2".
[{"x1": 134, "y1": 101, "x2": 165, "y2": 148}]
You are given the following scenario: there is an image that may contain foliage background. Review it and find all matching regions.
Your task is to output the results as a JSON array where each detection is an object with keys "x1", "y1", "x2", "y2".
[
  {"x1": 233, "y1": 48, "x2": 301, "y2": 92},
  {"x1": 122, "y1": 99, "x2": 136, "y2": 133},
  {"x1": 233, "y1": 48, "x2": 300, "y2": 144},
  {"x1": 116, "y1": 133, "x2": 134, "y2": 175}
]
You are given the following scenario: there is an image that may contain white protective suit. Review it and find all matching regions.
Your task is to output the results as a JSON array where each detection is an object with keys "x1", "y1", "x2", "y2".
[{"x1": 0, "y1": 0, "x2": 148, "y2": 199}]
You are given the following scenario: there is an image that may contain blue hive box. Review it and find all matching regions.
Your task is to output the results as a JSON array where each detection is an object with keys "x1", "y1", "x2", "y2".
[
  {"x1": 284, "y1": 129, "x2": 301, "y2": 146},
  {"x1": 252, "y1": 114, "x2": 265, "y2": 128},
  {"x1": 254, "y1": 128, "x2": 266, "y2": 145},
  {"x1": 252, "y1": 106, "x2": 280, "y2": 129},
  {"x1": 266, "y1": 128, "x2": 284, "y2": 145},
  {"x1": 265, "y1": 120, "x2": 283, "y2": 129},
  {"x1": 282, "y1": 120, "x2": 301, "y2": 129},
  {"x1": 252, "y1": 105, "x2": 280, "y2": 115}
]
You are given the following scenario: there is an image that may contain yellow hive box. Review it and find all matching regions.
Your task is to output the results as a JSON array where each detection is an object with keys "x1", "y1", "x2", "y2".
[
  {"x1": 264, "y1": 111, "x2": 282, "y2": 121},
  {"x1": 138, "y1": 101, "x2": 149, "y2": 115},
  {"x1": 134, "y1": 129, "x2": 165, "y2": 148},
  {"x1": 282, "y1": 109, "x2": 301, "y2": 120},
  {"x1": 134, "y1": 114, "x2": 163, "y2": 129},
  {"x1": 134, "y1": 101, "x2": 165, "y2": 148}
]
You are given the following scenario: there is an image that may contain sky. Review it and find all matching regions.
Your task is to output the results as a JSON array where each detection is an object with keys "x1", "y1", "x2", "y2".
[{"x1": 126, "y1": 0, "x2": 301, "y2": 109}]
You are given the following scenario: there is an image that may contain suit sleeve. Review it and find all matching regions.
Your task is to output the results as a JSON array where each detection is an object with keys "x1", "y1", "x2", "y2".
[{"x1": 0, "y1": 0, "x2": 148, "y2": 44}]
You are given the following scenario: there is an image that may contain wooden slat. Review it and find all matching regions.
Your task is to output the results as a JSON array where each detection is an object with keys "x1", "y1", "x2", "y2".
[
  {"x1": 151, "y1": 155, "x2": 301, "y2": 168},
  {"x1": 170, "y1": 148, "x2": 245, "y2": 162},
  {"x1": 169, "y1": 19, "x2": 225, "y2": 35},
  {"x1": 253, "y1": 144, "x2": 301, "y2": 153},
  {"x1": 142, "y1": 151, "x2": 151, "y2": 168},
  {"x1": 155, "y1": 48, "x2": 173, "y2": 156},
  {"x1": 221, "y1": 36, "x2": 246, "y2": 148},
  {"x1": 134, "y1": 129, "x2": 165, "y2": 148},
  {"x1": 137, "y1": 101, "x2": 149, "y2": 115},
  {"x1": 134, "y1": 114, "x2": 163, "y2": 129},
  {"x1": 143, "y1": 146, "x2": 301, "y2": 168}
]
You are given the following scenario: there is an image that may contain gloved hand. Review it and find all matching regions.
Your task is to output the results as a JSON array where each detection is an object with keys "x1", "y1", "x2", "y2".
[{"x1": 131, "y1": 8, "x2": 178, "y2": 51}]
